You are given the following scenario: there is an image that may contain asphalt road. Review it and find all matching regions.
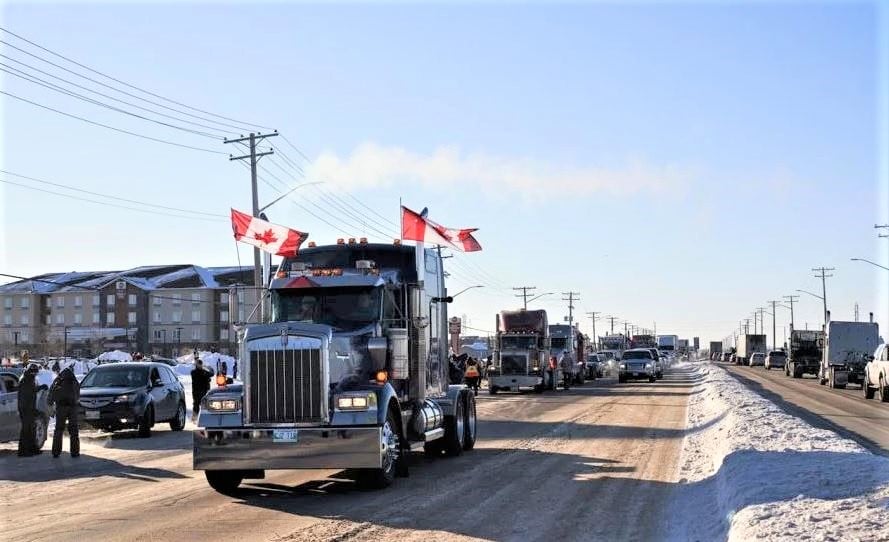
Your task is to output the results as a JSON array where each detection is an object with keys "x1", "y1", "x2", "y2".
[
  {"x1": 0, "y1": 366, "x2": 699, "y2": 542},
  {"x1": 721, "y1": 362, "x2": 889, "y2": 455}
]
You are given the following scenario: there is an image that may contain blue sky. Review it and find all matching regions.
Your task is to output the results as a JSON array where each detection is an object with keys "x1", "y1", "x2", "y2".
[{"x1": 1, "y1": 1, "x2": 886, "y2": 344}]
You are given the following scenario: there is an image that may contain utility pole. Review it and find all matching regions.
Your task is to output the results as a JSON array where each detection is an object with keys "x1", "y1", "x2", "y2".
[
  {"x1": 757, "y1": 307, "x2": 766, "y2": 335},
  {"x1": 768, "y1": 300, "x2": 778, "y2": 350},
  {"x1": 783, "y1": 295, "x2": 798, "y2": 331},
  {"x1": 226, "y1": 131, "x2": 277, "y2": 321},
  {"x1": 513, "y1": 286, "x2": 537, "y2": 310},
  {"x1": 812, "y1": 267, "x2": 834, "y2": 326},
  {"x1": 586, "y1": 312, "x2": 600, "y2": 351},
  {"x1": 562, "y1": 291, "x2": 579, "y2": 326},
  {"x1": 607, "y1": 315, "x2": 617, "y2": 334},
  {"x1": 743, "y1": 318, "x2": 751, "y2": 335}
]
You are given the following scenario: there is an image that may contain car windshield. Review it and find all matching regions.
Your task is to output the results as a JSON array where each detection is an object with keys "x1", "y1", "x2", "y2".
[
  {"x1": 623, "y1": 350, "x2": 651, "y2": 360},
  {"x1": 271, "y1": 286, "x2": 381, "y2": 331},
  {"x1": 81, "y1": 366, "x2": 148, "y2": 388}
]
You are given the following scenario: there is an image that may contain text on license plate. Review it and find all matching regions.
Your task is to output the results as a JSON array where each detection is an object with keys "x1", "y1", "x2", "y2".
[
  {"x1": 273, "y1": 429, "x2": 298, "y2": 443},
  {"x1": 85, "y1": 410, "x2": 100, "y2": 420}
]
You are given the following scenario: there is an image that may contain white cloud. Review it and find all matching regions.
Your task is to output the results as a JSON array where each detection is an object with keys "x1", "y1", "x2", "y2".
[{"x1": 309, "y1": 142, "x2": 694, "y2": 200}]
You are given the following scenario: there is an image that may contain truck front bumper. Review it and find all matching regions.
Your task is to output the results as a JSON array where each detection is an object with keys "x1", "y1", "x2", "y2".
[
  {"x1": 489, "y1": 374, "x2": 543, "y2": 390},
  {"x1": 193, "y1": 426, "x2": 382, "y2": 471}
]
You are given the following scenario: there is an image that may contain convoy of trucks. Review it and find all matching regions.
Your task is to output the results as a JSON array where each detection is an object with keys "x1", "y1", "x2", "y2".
[
  {"x1": 818, "y1": 315, "x2": 880, "y2": 389},
  {"x1": 734, "y1": 334, "x2": 767, "y2": 365},
  {"x1": 489, "y1": 309, "x2": 554, "y2": 393},
  {"x1": 550, "y1": 324, "x2": 585, "y2": 387},
  {"x1": 194, "y1": 241, "x2": 477, "y2": 493},
  {"x1": 709, "y1": 341, "x2": 723, "y2": 356}
]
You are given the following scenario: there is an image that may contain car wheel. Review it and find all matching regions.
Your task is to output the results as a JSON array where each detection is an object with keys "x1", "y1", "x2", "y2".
[
  {"x1": 205, "y1": 470, "x2": 243, "y2": 494},
  {"x1": 138, "y1": 405, "x2": 153, "y2": 438},
  {"x1": 33, "y1": 415, "x2": 48, "y2": 450},
  {"x1": 170, "y1": 402, "x2": 186, "y2": 431},
  {"x1": 618, "y1": 375, "x2": 626, "y2": 383},
  {"x1": 489, "y1": 385, "x2": 498, "y2": 395},
  {"x1": 649, "y1": 375, "x2": 656, "y2": 383},
  {"x1": 879, "y1": 376, "x2": 889, "y2": 403},
  {"x1": 863, "y1": 374, "x2": 875, "y2": 400}
]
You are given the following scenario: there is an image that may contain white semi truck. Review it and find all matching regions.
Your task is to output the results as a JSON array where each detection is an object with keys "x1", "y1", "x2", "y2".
[{"x1": 819, "y1": 314, "x2": 880, "y2": 389}]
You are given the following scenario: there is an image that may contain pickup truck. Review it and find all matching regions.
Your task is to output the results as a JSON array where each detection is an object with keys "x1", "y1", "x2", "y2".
[{"x1": 863, "y1": 343, "x2": 889, "y2": 402}]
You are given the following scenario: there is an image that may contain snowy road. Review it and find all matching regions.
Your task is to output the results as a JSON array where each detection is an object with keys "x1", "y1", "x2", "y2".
[
  {"x1": 0, "y1": 367, "x2": 696, "y2": 542},
  {"x1": 720, "y1": 362, "x2": 889, "y2": 454}
]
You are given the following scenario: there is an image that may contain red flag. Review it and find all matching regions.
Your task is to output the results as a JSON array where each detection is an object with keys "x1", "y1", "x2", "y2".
[
  {"x1": 230, "y1": 209, "x2": 308, "y2": 257},
  {"x1": 401, "y1": 206, "x2": 482, "y2": 252}
]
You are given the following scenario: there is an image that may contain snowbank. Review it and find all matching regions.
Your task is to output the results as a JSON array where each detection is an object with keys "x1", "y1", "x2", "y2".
[
  {"x1": 176, "y1": 351, "x2": 236, "y2": 376},
  {"x1": 669, "y1": 362, "x2": 889, "y2": 541}
]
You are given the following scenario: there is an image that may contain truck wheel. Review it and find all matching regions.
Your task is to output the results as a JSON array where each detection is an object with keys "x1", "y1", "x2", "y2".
[
  {"x1": 879, "y1": 376, "x2": 889, "y2": 403},
  {"x1": 793, "y1": 365, "x2": 802, "y2": 379},
  {"x1": 357, "y1": 408, "x2": 402, "y2": 489},
  {"x1": 205, "y1": 470, "x2": 243, "y2": 494},
  {"x1": 443, "y1": 394, "x2": 466, "y2": 457},
  {"x1": 784, "y1": 364, "x2": 789, "y2": 376},
  {"x1": 489, "y1": 385, "x2": 498, "y2": 395},
  {"x1": 137, "y1": 405, "x2": 153, "y2": 438},
  {"x1": 618, "y1": 374, "x2": 626, "y2": 384},
  {"x1": 863, "y1": 375, "x2": 875, "y2": 399},
  {"x1": 462, "y1": 393, "x2": 477, "y2": 451},
  {"x1": 648, "y1": 375, "x2": 656, "y2": 383},
  {"x1": 170, "y1": 402, "x2": 186, "y2": 431},
  {"x1": 533, "y1": 385, "x2": 543, "y2": 394}
]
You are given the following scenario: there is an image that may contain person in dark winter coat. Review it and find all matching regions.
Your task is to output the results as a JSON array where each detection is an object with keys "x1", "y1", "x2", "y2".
[
  {"x1": 190, "y1": 358, "x2": 213, "y2": 422},
  {"x1": 17, "y1": 364, "x2": 43, "y2": 456},
  {"x1": 49, "y1": 365, "x2": 80, "y2": 458}
]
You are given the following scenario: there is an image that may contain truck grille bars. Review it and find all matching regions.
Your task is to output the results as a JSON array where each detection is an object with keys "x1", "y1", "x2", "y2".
[{"x1": 249, "y1": 348, "x2": 324, "y2": 424}]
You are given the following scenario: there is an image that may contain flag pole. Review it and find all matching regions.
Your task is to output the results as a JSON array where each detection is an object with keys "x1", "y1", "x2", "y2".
[{"x1": 399, "y1": 197, "x2": 403, "y2": 242}]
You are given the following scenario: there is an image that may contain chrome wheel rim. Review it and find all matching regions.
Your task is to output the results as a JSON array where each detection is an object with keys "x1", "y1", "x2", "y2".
[
  {"x1": 177, "y1": 404, "x2": 185, "y2": 426},
  {"x1": 456, "y1": 401, "x2": 465, "y2": 446},
  {"x1": 380, "y1": 420, "x2": 398, "y2": 472},
  {"x1": 467, "y1": 399, "x2": 476, "y2": 442}
]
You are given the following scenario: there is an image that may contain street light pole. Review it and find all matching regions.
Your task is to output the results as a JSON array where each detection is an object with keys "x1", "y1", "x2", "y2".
[
  {"x1": 812, "y1": 267, "x2": 834, "y2": 326},
  {"x1": 783, "y1": 295, "x2": 799, "y2": 332}
]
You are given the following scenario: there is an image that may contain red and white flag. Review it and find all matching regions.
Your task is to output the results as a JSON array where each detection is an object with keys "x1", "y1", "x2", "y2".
[
  {"x1": 230, "y1": 209, "x2": 309, "y2": 257},
  {"x1": 401, "y1": 206, "x2": 482, "y2": 252}
]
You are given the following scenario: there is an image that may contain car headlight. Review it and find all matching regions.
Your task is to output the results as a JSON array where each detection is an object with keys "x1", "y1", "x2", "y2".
[
  {"x1": 336, "y1": 392, "x2": 377, "y2": 411},
  {"x1": 619, "y1": 363, "x2": 626, "y2": 369},
  {"x1": 645, "y1": 363, "x2": 653, "y2": 369},
  {"x1": 113, "y1": 394, "x2": 132, "y2": 403},
  {"x1": 207, "y1": 398, "x2": 240, "y2": 411}
]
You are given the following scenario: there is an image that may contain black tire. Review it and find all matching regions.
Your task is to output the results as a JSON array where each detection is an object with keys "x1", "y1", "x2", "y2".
[
  {"x1": 489, "y1": 386, "x2": 498, "y2": 395},
  {"x1": 864, "y1": 374, "x2": 875, "y2": 399},
  {"x1": 357, "y1": 407, "x2": 402, "y2": 489},
  {"x1": 766, "y1": 365, "x2": 771, "y2": 371},
  {"x1": 170, "y1": 402, "x2": 186, "y2": 431},
  {"x1": 879, "y1": 376, "x2": 889, "y2": 403},
  {"x1": 137, "y1": 405, "x2": 153, "y2": 438},
  {"x1": 533, "y1": 384, "x2": 543, "y2": 394},
  {"x1": 649, "y1": 375, "x2": 656, "y2": 383},
  {"x1": 462, "y1": 393, "x2": 477, "y2": 451},
  {"x1": 33, "y1": 415, "x2": 48, "y2": 450},
  {"x1": 443, "y1": 394, "x2": 465, "y2": 457},
  {"x1": 205, "y1": 470, "x2": 243, "y2": 494},
  {"x1": 618, "y1": 374, "x2": 626, "y2": 384}
]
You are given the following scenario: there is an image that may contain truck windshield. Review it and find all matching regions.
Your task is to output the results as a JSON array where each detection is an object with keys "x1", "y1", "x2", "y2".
[
  {"x1": 501, "y1": 335, "x2": 537, "y2": 349},
  {"x1": 551, "y1": 338, "x2": 568, "y2": 349},
  {"x1": 271, "y1": 287, "x2": 381, "y2": 331}
]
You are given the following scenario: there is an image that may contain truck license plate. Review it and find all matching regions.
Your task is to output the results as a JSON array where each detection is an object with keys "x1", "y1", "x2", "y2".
[
  {"x1": 632, "y1": 372, "x2": 639, "y2": 377},
  {"x1": 273, "y1": 429, "x2": 298, "y2": 443},
  {"x1": 85, "y1": 410, "x2": 100, "y2": 420}
]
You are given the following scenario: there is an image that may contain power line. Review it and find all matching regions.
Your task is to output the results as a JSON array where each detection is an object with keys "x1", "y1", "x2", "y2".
[
  {"x1": 0, "y1": 27, "x2": 271, "y2": 132},
  {"x1": 0, "y1": 169, "x2": 226, "y2": 217},
  {"x1": 0, "y1": 89, "x2": 226, "y2": 154}
]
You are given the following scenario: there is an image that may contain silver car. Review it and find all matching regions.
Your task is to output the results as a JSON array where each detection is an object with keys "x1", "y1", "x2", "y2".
[
  {"x1": 618, "y1": 349, "x2": 657, "y2": 383},
  {"x1": 749, "y1": 352, "x2": 766, "y2": 367},
  {"x1": 0, "y1": 369, "x2": 51, "y2": 451}
]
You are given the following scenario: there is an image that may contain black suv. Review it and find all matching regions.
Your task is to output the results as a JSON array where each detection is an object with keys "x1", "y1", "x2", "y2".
[{"x1": 78, "y1": 362, "x2": 186, "y2": 437}]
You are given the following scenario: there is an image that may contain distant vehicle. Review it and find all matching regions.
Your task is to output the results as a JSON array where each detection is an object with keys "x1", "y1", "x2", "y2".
[
  {"x1": 0, "y1": 368, "x2": 51, "y2": 450},
  {"x1": 786, "y1": 326, "x2": 824, "y2": 378},
  {"x1": 657, "y1": 335, "x2": 678, "y2": 354},
  {"x1": 735, "y1": 334, "x2": 767, "y2": 365},
  {"x1": 764, "y1": 350, "x2": 786, "y2": 371},
  {"x1": 748, "y1": 352, "x2": 766, "y2": 367},
  {"x1": 722, "y1": 352, "x2": 732, "y2": 362},
  {"x1": 78, "y1": 362, "x2": 186, "y2": 437},
  {"x1": 730, "y1": 353, "x2": 738, "y2": 363},
  {"x1": 550, "y1": 324, "x2": 585, "y2": 387},
  {"x1": 585, "y1": 353, "x2": 602, "y2": 379},
  {"x1": 598, "y1": 350, "x2": 618, "y2": 376},
  {"x1": 618, "y1": 349, "x2": 656, "y2": 383},
  {"x1": 709, "y1": 341, "x2": 723, "y2": 359},
  {"x1": 490, "y1": 309, "x2": 552, "y2": 393},
  {"x1": 150, "y1": 357, "x2": 178, "y2": 367},
  {"x1": 646, "y1": 348, "x2": 664, "y2": 379},
  {"x1": 819, "y1": 317, "x2": 880, "y2": 389},
  {"x1": 863, "y1": 343, "x2": 889, "y2": 402}
]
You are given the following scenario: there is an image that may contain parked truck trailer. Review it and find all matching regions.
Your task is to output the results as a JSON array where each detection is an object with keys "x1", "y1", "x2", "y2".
[
  {"x1": 193, "y1": 242, "x2": 477, "y2": 493},
  {"x1": 735, "y1": 334, "x2": 767, "y2": 365},
  {"x1": 819, "y1": 315, "x2": 880, "y2": 389}
]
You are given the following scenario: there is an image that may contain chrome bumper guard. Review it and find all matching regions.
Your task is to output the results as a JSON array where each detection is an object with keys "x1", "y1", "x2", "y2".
[
  {"x1": 193, "y1": 426, "x2": 382, "y2": 471},
  {"x1": 489, "y1": 374, "x2": 544, "y2": 389}
]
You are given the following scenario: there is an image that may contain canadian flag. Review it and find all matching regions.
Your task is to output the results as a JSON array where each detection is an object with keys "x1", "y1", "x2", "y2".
[
  {"x1": 401, "y1": 206, "x2": 482, "y2": 252},
  {"x1": 230, "y1": 209, "x2": 309, "y2": 257}
]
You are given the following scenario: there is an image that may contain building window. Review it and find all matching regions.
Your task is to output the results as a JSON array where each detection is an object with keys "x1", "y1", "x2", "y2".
[
  {"x1": 238, "y1": 308, "x2": 245, "y2": 323},
  {"x1": 191, "y1": 328, "x2": 202, "y2": 341},
  {"x1": 237, "y1": 290, "x2": 245, "y2": 303},
  {"x1": 172, "y1": 294, "x2": 181, "y2": 306},
  {"x1": 153, "y1": 311, "x2": 161, "y2": 323},
  {"x1": 92, "y1": 312, "x2": 100, "y2": 324},
  {"x1": 20, "y1": 315, "x2": 29, "y2": 326},
  {"x1": 220, "y1": 311, "x2": 229, "y2": 323},
  {"x1": 91, "y1": 295, "x2": 100, "y2": 307},
  {"x1": 153, "y1": 330, "x2": 164, "y2": 341},
  {"x1": 220, "y1": 328, "x2": 229, "y2": 340},
  {"x1": 56, "y1": 313, "x2": 64, "y2": 324},
  {"x1": 3, "y1": 298, "x2": 12, "y2": 309},
  {"x1": 172, "y1": 311, "x2": 182, "y2": 323},
  {"x1": 45, "y1": 298, "x2": 51, "y2": 308},
  {"x1": 74, "y1": 313, "x2": 82, "y2": 325},
  {"x1": 173, "y1": 328, "x2": 181, "y2": 341},
  {"x1": 153, "y1": 296, "x2": 162, "y2": 306},
  {"x1": 191, "y1": 310, "x2": 201, "y2": 323},
  {"x1": 20, "y1": 297, "x2": 29, "y2": 309},
  {"x1": 3, "y1": 315, "x2": 10, "y2": 325},
  {"x1": 20, "y1": 331, "x2": 29, "y2": 343},
  {"x1": 107, "y1": 294, "x2": 114, "y2": 306},
  {"x1": 191, "y1": 293, "x2": 202, "y2": 303},
  {"x1": 128, "y1": 294, "x2": 137, "y2": 306},
  {"x1": 221, "y1": 292, "x2": 229, "y2": 304},
  {"x1": 45, "y1": 315, "x2": 51, "y2": 325},
  {"x1": 106, "y1": 312, "x2": 115, "y2": 325},
  {"x1": 56, "y1": 297, "x2": 64, "y2": 308},
  {"x1": 128, "y1": 312, "x2": 137, "y2": 324},
  {"x1": 74, "y1": 296, "x2": 82, "y2": 307}
]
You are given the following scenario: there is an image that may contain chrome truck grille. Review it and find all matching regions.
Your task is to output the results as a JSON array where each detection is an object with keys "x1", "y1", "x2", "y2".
[{"x1": 248, "y1": 348, "x2": 324, "y2": 424}]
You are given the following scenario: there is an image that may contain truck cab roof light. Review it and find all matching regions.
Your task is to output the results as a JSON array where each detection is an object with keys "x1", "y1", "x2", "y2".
[
  {"x1": 348, "y1": 238, "x2": 357, "y2": 245},
  {"x1": 337, "y1": 238, "x2": 345, "y2": 245},
  {"x1": 393, "y1": 239, "x2": 401, "y2": 246},
  {"x1": 359, "y1": 237, "x2": 368, "y2": 245},
  {"x1": 308, "y1": 241, "x2": 316, "y2": 248}
]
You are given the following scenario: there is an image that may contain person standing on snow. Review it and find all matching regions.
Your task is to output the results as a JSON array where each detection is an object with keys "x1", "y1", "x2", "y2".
[
  {"x1": 17, "y1": 364, "x2": 44, "y2": 456},
  {"x1": 190, "y1": 358, "x2": 213, "y2": 422},
  {"x1": 49, "y1": 364, "x2": 80, "y2": 458}
]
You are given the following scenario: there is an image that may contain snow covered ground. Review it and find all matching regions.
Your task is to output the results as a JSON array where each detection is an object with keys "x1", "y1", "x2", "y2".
[{"x1": 668, "y1": 361, "x2": 889, "y2": 542}]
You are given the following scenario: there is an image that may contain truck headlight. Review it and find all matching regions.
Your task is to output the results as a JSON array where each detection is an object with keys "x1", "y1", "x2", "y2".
[
  {"x1": 619, "y1": 363, "x2": 626, "y2": 370},
  {"x1": 207, "y1": 399, "x2": 240, "y2": 411},
  {"x1": 336, "y1": 392, "x2": 377, "y2": 411}
]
